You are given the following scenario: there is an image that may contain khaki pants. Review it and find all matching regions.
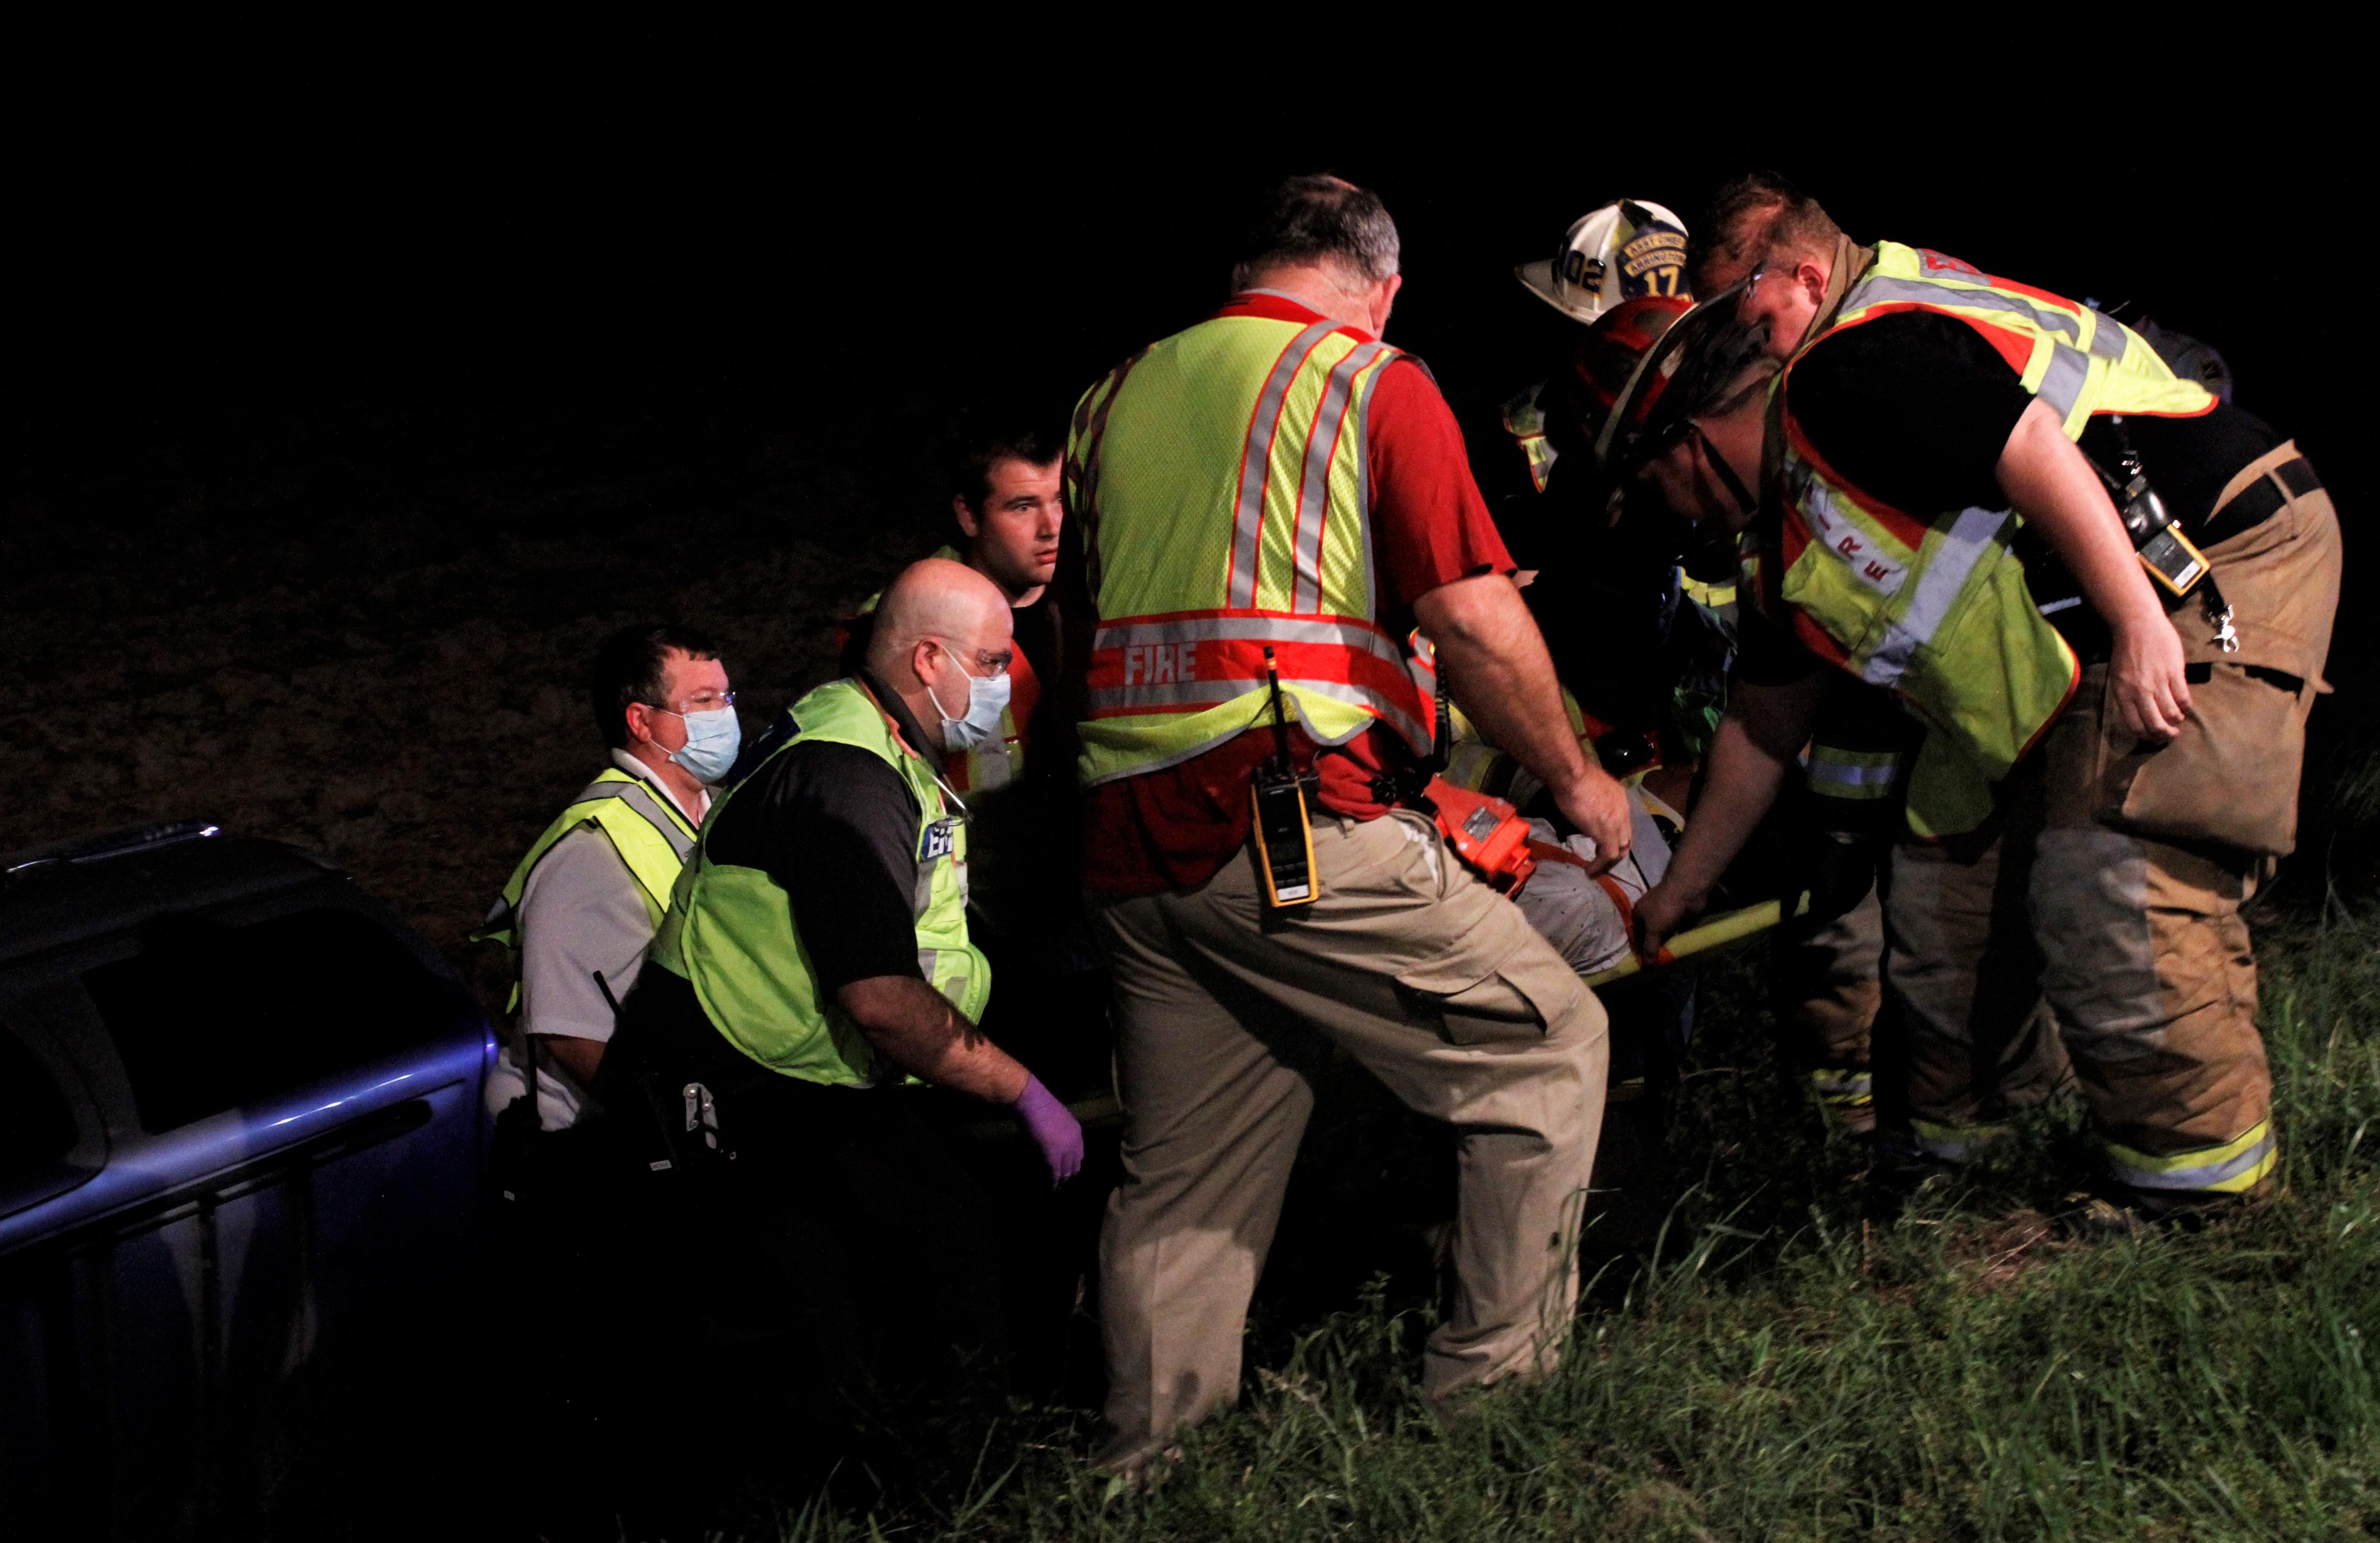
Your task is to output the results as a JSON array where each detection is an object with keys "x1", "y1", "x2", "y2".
[{"x1": 1093, "y1": 809, "x2": 1607, "y2": 1462}]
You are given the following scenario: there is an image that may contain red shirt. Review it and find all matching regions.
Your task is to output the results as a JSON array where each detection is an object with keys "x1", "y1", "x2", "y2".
[{"x1": 1080, "y1": 292, "x2": 1514, "y2": 896}]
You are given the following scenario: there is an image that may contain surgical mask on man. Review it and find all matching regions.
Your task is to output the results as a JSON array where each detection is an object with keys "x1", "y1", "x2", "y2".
[
  {"x1": 930, "y1": 649, "x2": 1012, "y2": 752},
  {"x1": 664, "y1": 706, "x2": 742, "y2": 784}
]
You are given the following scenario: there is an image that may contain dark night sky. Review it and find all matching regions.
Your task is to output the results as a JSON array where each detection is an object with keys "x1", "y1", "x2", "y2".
[
  {"x1": 2, "y1": 80, "x2": 2367, "y2": 905},
  {"x1": 13, "y1": 110, "x2": 2356, "y2": 461},
  {"x1": 8, "y1": 102, "x2": 2362, "y2": 668}
]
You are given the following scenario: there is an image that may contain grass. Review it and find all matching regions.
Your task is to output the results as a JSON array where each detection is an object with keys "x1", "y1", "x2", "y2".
[{"x1": 706, "y1": 904, "x2": 2380, "y2": 1543}]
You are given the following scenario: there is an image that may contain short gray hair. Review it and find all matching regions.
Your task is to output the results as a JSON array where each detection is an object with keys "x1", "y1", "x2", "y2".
[{"x1": 1230, "y1": 175, "x2": 1400, "y2": 292}]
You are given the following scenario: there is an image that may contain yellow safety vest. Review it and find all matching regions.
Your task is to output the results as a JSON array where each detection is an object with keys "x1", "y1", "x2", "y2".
[
  {"x1": 473, "y1": 766, "x2": 699, "y2": 1010},
  {"x1": 1774, "y1": 241, "x2": 2217, "y2": 837},
  {"x1": 1501, "y1": 381, "x2": 1559, "y2": 494},
  {"x1": 648, "y1": 677, "x2": 989, "y2": 1087},
  {"x1": 1067, "y1": 305, "x2": 1436, "y2": 786}
]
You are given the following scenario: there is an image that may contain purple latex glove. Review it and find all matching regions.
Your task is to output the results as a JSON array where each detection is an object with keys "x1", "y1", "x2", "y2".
[{"x1": 1013, "y1": 1074, "x2": 1084, "y2": 1187}]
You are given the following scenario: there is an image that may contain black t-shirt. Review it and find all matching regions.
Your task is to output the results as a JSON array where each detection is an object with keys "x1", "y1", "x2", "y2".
[
  {"x1": 702, "y1": 674, "x2": 937, "y2": 992},
  {"x1": 1740, "y1": 310, "x2": 2282, "y2": 683},
  {"x1": 1007, "y1": 589, "x2": 1058, "y2": 688}
]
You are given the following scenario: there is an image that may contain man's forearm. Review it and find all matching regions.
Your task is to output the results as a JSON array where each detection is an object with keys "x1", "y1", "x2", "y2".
[
  {"x1": 1662, "y1": 718, "x2": 1788, "y2": 907},
  {"x1": 1996, "y1": 400, "x2": 2162, "y2": 632},
  {"x1": 1662, "y1": 675, "x2": 1822, "y2": 905},
  {"x1": 1414, "y1": 572, "x2": 1591, "y2": 796},
  {"x1": 838, "y1": 975, "x2": 1028, "y2": 1103},
  {"x1": 1996, "y1": 398, "x2": 2189, "y2": 740}
]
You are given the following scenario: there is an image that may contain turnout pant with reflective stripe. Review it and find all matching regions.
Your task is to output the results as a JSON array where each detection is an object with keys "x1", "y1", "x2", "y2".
[
  {"x1": 1883, "y1": 828, "x2": 2072, "y2": 1156},
  {"x1": 1883, "y1": 663, "x2": 2271, "y2": 1193},
  {"x1": 1772, "y1": 881, "x2": 1885, "y2": 1124},
  {"x1": 2034, "y1": 666, "x2": 2272, "y2": 1190},
  {"x1": 1093, "y1": 810, "x2": 1606, "y2": 1463}
]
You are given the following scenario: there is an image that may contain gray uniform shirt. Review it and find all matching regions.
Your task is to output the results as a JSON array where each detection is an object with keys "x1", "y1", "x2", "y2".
[{"x1": 483, "y1": 751, "x2": 706, "y2": 1130}]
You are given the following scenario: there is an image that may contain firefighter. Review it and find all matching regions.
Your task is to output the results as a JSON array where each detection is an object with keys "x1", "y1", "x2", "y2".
[
  {"x1": 1638, "y1": 181, "x2": 2341, "y2": 1220},
  {"x1": 1497, "y1": 198, "x2": 1692, "y2": 500}
]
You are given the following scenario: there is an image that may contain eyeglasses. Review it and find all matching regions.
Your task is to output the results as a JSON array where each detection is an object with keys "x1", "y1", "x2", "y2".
[
  {"x1": 929, "y1": 638, "x2": 1013, "y2": 677},
  {"x1": 649, "y1": 690, "x2": 737, "y2": 718}
]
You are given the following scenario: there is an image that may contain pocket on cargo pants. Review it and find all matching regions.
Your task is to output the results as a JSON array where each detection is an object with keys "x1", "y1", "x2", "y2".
[{"x1": 1409, "y1": 944, "x2": 1578, "y2": 1047}]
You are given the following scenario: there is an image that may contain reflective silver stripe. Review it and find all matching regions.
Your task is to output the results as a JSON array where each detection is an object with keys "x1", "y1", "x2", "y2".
[
  {"x1": 1806, "y1": 756, "x2": 1900, "y2": 788},
  {"x1": 1094, "y1": 613, "x2": 1407, "y2": 668},
  {"x1": 1229, "y1": 321, "x2": 1338, "y2": 609},
  {"x1": 1846, "y1": 274, "x2": 2080, "y2": 340},
  {"x1": 2086, "y1": 310, "x2": 2128, "y2": 363},
  {"x1": 2108, "y1": 1129, "x2": 2276, "y2": 1192},
  {"x1": 1353, "y1": 345, "x2": 1387, "y2": 610},
  {"x1": 1087, "y1": 675, "x2": 1428, "y2": 749},
  {"x1": 2036, "y1": 342, "x2": 2091, "y2": 422},
  {"x1": 570, "y1": 778, "x2": 696, "y2": 860},
  {"x1": 1291, "y1": 340, "x2": 1390, "y2": 613},
  {"x1": 1858, "y1": 505, "x2": 2011, "y2": 687},
  {"x1": 1848, "y1": 273, "x2": 2111, "y2": 424}
]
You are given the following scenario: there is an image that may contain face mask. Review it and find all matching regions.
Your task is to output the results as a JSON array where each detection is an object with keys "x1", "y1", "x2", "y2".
[
  {"x1": 930, "y1": 655, "x2": 1012, "y2": 752},
  {"x1": 664, "y1": 707, "x2": 742, "y2": 784}
]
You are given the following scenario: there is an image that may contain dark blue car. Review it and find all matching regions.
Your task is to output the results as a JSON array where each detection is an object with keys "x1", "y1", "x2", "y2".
[{"x1": 0, "y1": 822, "x2": 492, "y2": 1540}]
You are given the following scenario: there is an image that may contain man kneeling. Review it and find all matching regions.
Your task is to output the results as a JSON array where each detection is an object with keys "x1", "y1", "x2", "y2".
[{"x1": 601, "y1": 558, "x2": 1082, "y2": 1408}]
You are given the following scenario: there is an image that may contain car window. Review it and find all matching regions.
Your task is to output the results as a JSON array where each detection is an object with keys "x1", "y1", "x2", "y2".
[
  {"x1": 0, "y1": 1026, "x2": 80, "y2": 1191},
  {"x1": 81, "y1": 907, "x2": 459, "y2": 1133}
]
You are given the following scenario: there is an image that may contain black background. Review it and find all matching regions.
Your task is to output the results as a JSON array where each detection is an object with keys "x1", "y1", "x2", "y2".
[
  {"x1": 12, "y1": 116, "x2": 2356, "y2": 488},
  {"x1": 4, "y1": 94, "x2": 2367, "y2": 927}
]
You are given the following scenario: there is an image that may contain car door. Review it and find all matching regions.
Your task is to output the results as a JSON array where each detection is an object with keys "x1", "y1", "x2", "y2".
[{"x1": 0, "y1": 879, "x2": 489, "y2": 1541}]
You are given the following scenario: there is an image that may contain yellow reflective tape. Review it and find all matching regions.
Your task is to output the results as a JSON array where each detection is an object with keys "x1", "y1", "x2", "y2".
[
  {"x1": 2102, "y1": 1121, "x2": 2276, "y2": 1194},
  {"x1": 1807, "y1": 1068, "x2": 1873, "y2": 1106},
  {"x1": 1910, "y1": 1119, "x2": 2012, "y2": 1162},
  {"x1": 1679, "y1": 572, "x2": 1737, "y2": 610}
]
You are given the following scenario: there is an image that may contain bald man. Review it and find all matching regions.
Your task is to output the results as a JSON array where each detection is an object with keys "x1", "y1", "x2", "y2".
[{"x1": 601, "y1": 558, "x2": 1081, "y2": 1406}]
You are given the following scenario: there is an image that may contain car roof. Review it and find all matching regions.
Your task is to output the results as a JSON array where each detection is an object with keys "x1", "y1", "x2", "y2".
[{"x1": 0, "y1": 823, "x2": 348, "y2": 965}]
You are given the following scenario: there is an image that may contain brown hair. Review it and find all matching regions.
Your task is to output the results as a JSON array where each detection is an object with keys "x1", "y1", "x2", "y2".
[
  {"x1": 1697, "y1": 172, "x2": 1845, "y2": 283},
  {"x1": 589, "y1": 623, "x2": 719, "y2": 749}
]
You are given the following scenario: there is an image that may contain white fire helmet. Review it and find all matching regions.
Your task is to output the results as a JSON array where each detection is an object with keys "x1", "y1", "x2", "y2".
[{"x1": 1515, "y1": 200, "x2": 1691, "y2": 325}]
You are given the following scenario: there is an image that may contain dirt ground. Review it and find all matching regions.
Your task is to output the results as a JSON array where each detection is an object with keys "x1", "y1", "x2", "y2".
[{"x1": 2, "y1": 382, "x2": 954, "y2": 960}]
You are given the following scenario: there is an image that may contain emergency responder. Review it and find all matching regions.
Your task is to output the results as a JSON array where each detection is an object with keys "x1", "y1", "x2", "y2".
[
  {"x1": 1497, "y1": 199, "x2": 1693, "y2": 502},
  {"x1": 598, "y1": 559, "x2": 1084, "y2": 1399},
  {"x1": 1639, "y1": 183, "x2": 2341, "y2": 1219},
  {"x1": 479, "y1": 623, "x2": 732, "y2": 1130},
  {"x1": 1065, "y1": 174, "x2": 1627, "y2": 1464}
]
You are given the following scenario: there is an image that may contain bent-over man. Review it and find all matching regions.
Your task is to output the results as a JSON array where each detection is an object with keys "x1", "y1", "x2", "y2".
[{"x1": 1065, "y1": 175, "x2": 1630, "y2": 1463}]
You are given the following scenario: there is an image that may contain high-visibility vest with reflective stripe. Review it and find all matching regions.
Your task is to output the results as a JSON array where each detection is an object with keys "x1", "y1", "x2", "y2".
[
  {"x1": 1834, "y1": 243, "x2": 2215, "y2": 435},
  {"x1": 1502, "y1": 381, "x2": 1558, "y2": 493},
  {"x1": 649, "y1": 677, "x2": 989, "y2": 1087},
  {"x1": 854, "y1": 545, "x2": 1032, "y2": 794},
  {"x1": 1805, "y1": 744, "x2": 1904, "y2": 802},
  {"x1": 474, "y1": 767, "x2": 698, "y2": 1009},
  {"x1": 1775, "y1": 242, "x2": 2218, "y2": 837},
  {"x1": 1066, "y1": 309, "x2": 1435, "y2": 787}
]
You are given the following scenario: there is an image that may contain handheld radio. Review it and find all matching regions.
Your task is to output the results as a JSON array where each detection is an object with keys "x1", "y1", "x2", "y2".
[
  {"x1": 2098, "y1": 415, "x2": 2238, "y2": 653},
  {"x1": 1250, "y1": 647, "x2": 1320, "y2": 909}
]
